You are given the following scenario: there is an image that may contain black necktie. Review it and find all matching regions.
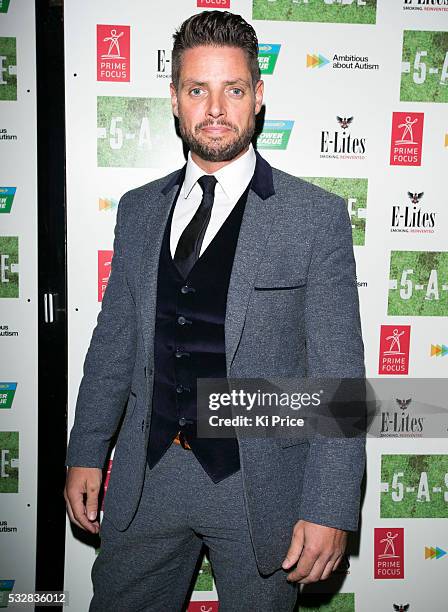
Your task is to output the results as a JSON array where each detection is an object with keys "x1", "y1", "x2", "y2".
[{"x1": 173, "y1": 174, "x2": 218, "y2": 278}]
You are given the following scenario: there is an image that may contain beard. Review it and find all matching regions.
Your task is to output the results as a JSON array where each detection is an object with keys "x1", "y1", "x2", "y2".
[{"x1": 178, "y1": 113, "x2": 256, "y2": 162}]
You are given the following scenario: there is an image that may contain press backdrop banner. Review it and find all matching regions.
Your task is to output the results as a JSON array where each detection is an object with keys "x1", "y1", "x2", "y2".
[
  {"x1": 64, "y1": 1, "x2": 447, "y2": 610},
  {"x1": 0, "y1": 0, "x2": 38, "y2": 608}
]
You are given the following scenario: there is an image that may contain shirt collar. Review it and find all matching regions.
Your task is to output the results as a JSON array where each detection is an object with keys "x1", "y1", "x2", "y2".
[{"x1": 182, "y1": 143, "x2": 257, "y2": 201}]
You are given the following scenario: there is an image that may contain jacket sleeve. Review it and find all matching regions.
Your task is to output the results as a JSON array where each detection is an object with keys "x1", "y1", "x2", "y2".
[
  {"x1": 298, "y1": 193, "x2": 366, "y2": 531},
  {"x1": 65, "y1": 193, "x2": 137, "y2": 469}
]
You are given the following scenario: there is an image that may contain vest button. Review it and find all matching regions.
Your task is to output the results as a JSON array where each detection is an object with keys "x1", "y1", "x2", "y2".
[
  {"x1": 177, "y1": 315, "x2": 186, "y2": 325},
  {"x1": 178, "y1": 417, "x2": 187, "y2": 426}
]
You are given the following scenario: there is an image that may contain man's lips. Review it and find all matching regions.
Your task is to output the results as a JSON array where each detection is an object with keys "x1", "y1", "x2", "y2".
[{"x1": 201, "y1": 125, "x2": 232, "y2": 134}]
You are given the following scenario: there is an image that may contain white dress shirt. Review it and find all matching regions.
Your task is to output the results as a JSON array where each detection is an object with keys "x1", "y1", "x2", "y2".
[{"x1": 169, "y1": 143, "x2": 256, "y2": 259}]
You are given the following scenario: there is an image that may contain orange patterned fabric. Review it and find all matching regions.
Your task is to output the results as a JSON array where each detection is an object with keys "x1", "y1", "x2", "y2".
[{"x1": 173, "y1": 431, "x2": 192, "y2": 450}]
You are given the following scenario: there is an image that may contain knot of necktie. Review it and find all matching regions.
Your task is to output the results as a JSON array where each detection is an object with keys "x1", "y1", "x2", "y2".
[{"x1": 197, "y1": 174, "x2": 218, "y2": 196}]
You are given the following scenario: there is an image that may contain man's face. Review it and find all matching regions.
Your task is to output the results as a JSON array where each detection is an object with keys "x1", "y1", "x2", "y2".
[{"x1": 170, "y1": 45, "x2": 263, "y2": 163}]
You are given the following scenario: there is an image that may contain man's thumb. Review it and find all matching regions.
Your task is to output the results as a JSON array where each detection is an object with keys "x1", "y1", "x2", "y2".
[
  {"x1": 86, "y1": 486, "x2": 99, "y2": 521},
  {"x1": 282, "y1": 524, "x2": 305, "y2": 569}
]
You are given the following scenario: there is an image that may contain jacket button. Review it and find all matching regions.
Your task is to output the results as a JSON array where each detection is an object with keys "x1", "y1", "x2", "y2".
[
  {"x1": 181, "y1": 285, "x2": 189, "y2": 294},
  {"x1": 176, "y1": 384, "x2": 184, "y2": 393},
  {"x1": 177, "y1": 315, "x2": 186, "y2": 325},
  {"x1": 178, "y1": 417, "x2": 187, "y2": 426}
]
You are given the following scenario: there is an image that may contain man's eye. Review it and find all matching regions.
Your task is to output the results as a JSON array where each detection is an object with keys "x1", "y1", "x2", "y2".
[
  {"x1": 190, "y1": 88, "x2": 203, "y2": 96},
  {"x1": 230, "y1": 88, "x2": 243, "y2": 95}
]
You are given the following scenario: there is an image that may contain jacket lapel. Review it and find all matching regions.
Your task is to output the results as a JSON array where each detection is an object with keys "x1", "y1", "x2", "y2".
[
  {"x1": 225, "y1": 150, "x2": 276, "y2": 373},
  {"x1": 139, "y1": 166, "x2": 185, "y2": 361}
]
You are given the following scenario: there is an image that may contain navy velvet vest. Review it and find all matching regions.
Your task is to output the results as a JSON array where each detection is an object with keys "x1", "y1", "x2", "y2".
[{"x1": 146, "y1": 174, "x2": 251, "y2": 482}]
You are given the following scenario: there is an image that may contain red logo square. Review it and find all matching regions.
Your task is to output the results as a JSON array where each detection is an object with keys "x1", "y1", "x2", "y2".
[
  {"x1": 378, "y1": 325, "x2": 411, "y2": 375},
  {"x1": 197, "y1": 0, "x2": 230, "y2": 8},
  {"x1": 101, "y1": 459, "x2": 113, "y2": 511},
  {"x1": 98, "y1": 250, "x2": 113, "y2": 302},
  {"x1": 374, "y1": 528, "x2": 404, "y2": 579},
  {"x1": 390, "y1": 112, "x2": 424, "y2": 166},
  {"x1": 97, "y1": 25, "x2": 130, "y2": 82},
  {"x1": 188, "y1": 603, "x2": 219, "y2": 612}
]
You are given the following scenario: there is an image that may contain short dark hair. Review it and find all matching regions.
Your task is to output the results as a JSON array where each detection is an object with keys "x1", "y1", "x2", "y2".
[{"x1": 172, "y1": 10, "x2": 260, "y2": 90}]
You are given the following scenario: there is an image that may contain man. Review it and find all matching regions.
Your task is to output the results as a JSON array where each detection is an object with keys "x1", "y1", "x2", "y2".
[{"x1": 64, "y1": 10, "x2": 365, "y2": 611}]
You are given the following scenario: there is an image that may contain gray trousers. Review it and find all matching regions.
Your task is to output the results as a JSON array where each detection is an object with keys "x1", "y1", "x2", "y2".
[{"x1": 90, "y1": 441, "x2": 298, "y2": 611}]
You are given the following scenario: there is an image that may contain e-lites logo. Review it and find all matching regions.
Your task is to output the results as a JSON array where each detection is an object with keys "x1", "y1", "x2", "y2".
[
  {"x1": 0, "y1": 382, "x2": 17, "y2": 409},
  {"x1": 378, "y1": 325, "x2": 411, "y2": 375},
  {"x1": 97, "y1": 25, "x2": 130, "y2": 82},
  {"x1": 380, "y1": 398, "x2": 425, "y2": 437},
  {"x1": 374, "y1": 528, "x2": 404, "y2": 579},
  {"x1": 391, "y1": 191, "x2": 436, "y2": 234},
  {"x1": 393, "y1": 606, "x2": 410, "y2": 612},
  {"x1": 320, "y1": 116, "x2": 366, "y2": 160},
  {"x1": 0, "y1": 187, "x2": 16, "y2": 213},
  {"x1": 404, "y1": 0, "x2": 448, "y2": 8},
  {"x1": 258, "y1": 44, "x2": 281, "y2": 74},
  {"x1": 197, "y1": 0, "x2": 230, "y2": 7},
  {"x1": 390, "y1": 112, "x2": 424, "y2": 166},
  {"x1": 156, "y1": 49, "x2": 171, "y2": 79},
  {"x1": 98, "y1": 250, "x2": 113, "y2": 302}
]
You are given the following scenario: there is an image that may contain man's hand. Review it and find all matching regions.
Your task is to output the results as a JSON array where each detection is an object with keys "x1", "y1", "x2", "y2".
[
  {"x1": 64, "y1": 467, "x2": 103, "y2": 534},
  {"x1": 282, "y1": 519, "x2": 347, "y2": 583}
]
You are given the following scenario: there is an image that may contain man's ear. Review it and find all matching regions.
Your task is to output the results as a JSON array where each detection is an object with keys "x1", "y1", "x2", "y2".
[
  {"x1": 170, "y1": 82, "x2": 179, "y2": 118},
  {"x1": 254, "y1": 79, "x2": 264, "y2": 115}
]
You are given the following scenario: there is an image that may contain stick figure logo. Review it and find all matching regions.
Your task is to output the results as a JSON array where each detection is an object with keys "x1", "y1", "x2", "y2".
[
  {"x1": 396, "y1": 115, "x2": 418, "y2": 145},
  {"x1": 101, "y1": 28, "x2": 125, "y2": 60}
]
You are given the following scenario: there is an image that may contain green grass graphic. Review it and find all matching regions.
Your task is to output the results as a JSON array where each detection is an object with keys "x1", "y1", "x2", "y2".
[
  {"x1": 301, "y1": 177, "x2": 367, "y2": 246},
  {"x1": 0, "y1": 431, "x2": 19, "y2": 493},
  {"x1": 0, "y1": 236, "x2": 19, "y2": 298},
  {"x1": 381, "y1": 454, "x2": 448, "y2": 518},
  {"x1": 253, "y1": 0, "x2": 376, "y2": 24},
  {"x1": 388, "y1": 251, "x2": 448, "y2": 316},
  {"x1": 97, "y1": 97, "x2": 179, "y2": 168},
  {"x1": 297, "y1": 592, "x2": 355, "y2": 611},
  {"x1": 0, "y1": 37, "x2": 17, "y2": 101},
  {"x1": 401, "y1": 31, "x2": 448, "y2": 103}
]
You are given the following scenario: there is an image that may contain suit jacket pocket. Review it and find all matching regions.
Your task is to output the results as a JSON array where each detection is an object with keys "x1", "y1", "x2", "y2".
[
  {"x1": 277, "y1": 436, "x2": 309, "y2": 449},
  {"x1": 253, "y1": 278, "x2": 307, "y2": 291}
]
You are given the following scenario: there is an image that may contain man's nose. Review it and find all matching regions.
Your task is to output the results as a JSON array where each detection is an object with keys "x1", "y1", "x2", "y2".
[{"x1": 206, "y1": 91, "x2": 226, "y2": 119}]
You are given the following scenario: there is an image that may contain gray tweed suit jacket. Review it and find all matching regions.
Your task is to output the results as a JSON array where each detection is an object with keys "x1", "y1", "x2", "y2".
[{"x1": 66, "y1": 150, "x2": 365, "y2": 575}]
